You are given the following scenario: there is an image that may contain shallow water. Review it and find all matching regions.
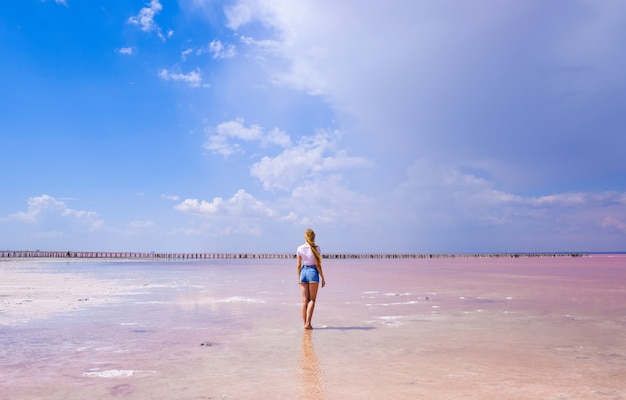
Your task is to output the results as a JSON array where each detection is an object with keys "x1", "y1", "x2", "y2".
[{"x1": 1, "y1": 256, "x2": 625, "y2": 399}]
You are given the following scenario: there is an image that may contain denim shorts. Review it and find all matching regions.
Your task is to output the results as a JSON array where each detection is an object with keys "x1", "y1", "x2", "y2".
[{"x1": 300, "y1": 265, "x2": 320, "y2": 283}]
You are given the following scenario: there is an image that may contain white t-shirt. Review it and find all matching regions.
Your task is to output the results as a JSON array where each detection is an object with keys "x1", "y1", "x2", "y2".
[{"x1": 297, "y1": 243, "x2": 321, "y2": 266}]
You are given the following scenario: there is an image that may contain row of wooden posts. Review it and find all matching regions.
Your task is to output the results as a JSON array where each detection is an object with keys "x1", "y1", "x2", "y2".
[{"x1": 0, "y1": 251, "x2": 591, "y2": 259}]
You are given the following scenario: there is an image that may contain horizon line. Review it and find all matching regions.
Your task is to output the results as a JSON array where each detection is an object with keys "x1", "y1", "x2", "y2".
[{"x1": 2, "y1": 250, "x2": 624, "y2": 260}]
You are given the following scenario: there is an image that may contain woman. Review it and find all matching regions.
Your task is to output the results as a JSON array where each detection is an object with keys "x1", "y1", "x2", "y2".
[{"x1": 297, "y1": 228, "x2": 326, "y2": 329}]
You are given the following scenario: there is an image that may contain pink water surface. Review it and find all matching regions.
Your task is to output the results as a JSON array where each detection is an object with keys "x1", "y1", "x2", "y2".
[{"x1": 1, "y1": 256, "x2": 625, "y2": 399}]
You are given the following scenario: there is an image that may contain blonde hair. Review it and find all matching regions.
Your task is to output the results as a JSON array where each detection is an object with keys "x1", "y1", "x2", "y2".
[{"x1": 304, "y1": 228, "x2": 321, "y2": 265}]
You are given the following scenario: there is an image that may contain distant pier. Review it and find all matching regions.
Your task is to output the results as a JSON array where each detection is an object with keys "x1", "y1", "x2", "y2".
[{"x1": 0, "y1": 250, "x2": 610, "y2": 260}]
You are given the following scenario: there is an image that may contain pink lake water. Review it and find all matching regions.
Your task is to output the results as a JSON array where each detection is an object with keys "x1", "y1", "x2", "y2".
[{"x1": 1, "y1": 256, "x2": 625, "y2": 399}]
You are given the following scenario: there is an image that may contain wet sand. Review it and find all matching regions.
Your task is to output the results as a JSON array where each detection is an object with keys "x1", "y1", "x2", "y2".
[{"x1": 1, "y1": 256, "x2": 625, "y2": 399}]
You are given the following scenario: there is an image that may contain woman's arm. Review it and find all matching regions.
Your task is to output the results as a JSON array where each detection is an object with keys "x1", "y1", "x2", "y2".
[
  {"x1": 297, "y1": 254, "x2": 302, "y2": 281},
  {"x1": 316, "y1": 258, "x2": 326, "y2": 287}
]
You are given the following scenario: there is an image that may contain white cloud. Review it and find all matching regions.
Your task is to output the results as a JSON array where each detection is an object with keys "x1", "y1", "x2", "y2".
[
  {"x1": 239, "y1": 35, "x2": 280, "y2": 53},
  {"x1": 224, "y1": 0, "x2": 257, "y2": 30},
  {"x1": 204, "y1": 119, "x2": 371, "y2": 192},
  {"x1": 176, "y1": 189, "x2": 277, "y2": 218},
  {"x1": 173, "y1": 180, "x2": 373, "y2": 238},
  {"x1": 250, "y1": 147, "x2": 315, "y2": 191},
  {"x1": 207, "y1": 40, "x2": 237, "y2": 59},
  {"x1": 204, "y1": 118, "x2": 291, "y2": 157},
  {"x1": 41, "y1": 0, "x2": 68, "y2": 6},
  {"x1": 174, "y1": 190, "x2": 280, "y2": 238},
  {"x1": 202, "y1": 118, "x2": 374, "y2": 230},
  {"x1": 158, "y1": 67, "x2": 206, "y2": 88},
  {"x1": 217, "y1": 118, "x2": 263, "y2": 140},
  {"x1": 204, "y1": 134, "x2": 238, "y2": 157},
  {"x1": 8, "y1": 194, "x2": 103, "y2": 233},
  {"x1": 287, "y1": 174, "x2": 374, "y2": 226},
  {"x1": 118, "y1": 47, "x2": 134, "y2": 55},
  {"x1": 181, "y1": 48, "x2": 193, "y2": 61},
  {"x1": 264, "y1": 127, "x2": 291, "y2": 148},
  {"x1": 180, "y1": 41, "x2": 237, "y2": 62},
  {"x1": 128, "y1": 0, "x2": 165, "y2": 39},
  {"x1": 45, "y1": 0, "x2": 68, "y2": 6},
  {"x1": 176, "y1": 198, "x2": 222, "y2": 215},
  {"x1": 224, "y1": 0, "x2": 340, "y2": 94},
  {"x1": 250, "y1": 129, "x2": 373, "y2": 191}
]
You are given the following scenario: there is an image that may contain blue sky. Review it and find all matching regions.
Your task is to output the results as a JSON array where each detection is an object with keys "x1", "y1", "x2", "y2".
[{"x1": 1, "y1": 0, "x2": 625, "y2": 254}]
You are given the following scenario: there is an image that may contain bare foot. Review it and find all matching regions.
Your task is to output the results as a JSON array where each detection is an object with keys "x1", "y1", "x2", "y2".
[{"x1": 304, "y1": 324, "x2": 313, "y2": 330}]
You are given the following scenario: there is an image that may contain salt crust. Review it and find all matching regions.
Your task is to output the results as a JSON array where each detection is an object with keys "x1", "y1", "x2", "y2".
[
  {"x1": 0, "y1": 262, "x2": 124, "y2": 325},
  {"x1": 217, "y1": 296, "x2": 264, "y2": 304},
  {"x1": 83, "y1": 369, "x2": 156, "y2": 378}
]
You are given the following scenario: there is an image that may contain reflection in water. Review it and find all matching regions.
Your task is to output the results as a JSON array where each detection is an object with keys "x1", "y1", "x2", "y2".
[{"x1": 299, "y1": 331, "x2": 324, "y2": 400}]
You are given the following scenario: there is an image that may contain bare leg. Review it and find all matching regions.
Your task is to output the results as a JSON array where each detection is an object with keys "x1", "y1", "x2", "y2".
[
  {"x1": 300, "y1": 283, "x2": 310, "y2": 327},
  {"x1": 304, "y1": 283, "x2": 319, "y2": 329}
]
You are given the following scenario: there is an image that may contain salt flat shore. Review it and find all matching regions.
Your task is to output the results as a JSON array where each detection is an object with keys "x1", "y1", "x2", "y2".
[
  {"x1": 2, "y1": 256, "x2": 625, "y2": 399},
  {"x1": 0, "y1": 260, "x2": 126, "y2": 326}
]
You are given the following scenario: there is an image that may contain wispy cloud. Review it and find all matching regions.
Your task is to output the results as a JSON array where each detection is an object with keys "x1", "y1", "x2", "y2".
[
  {"x1": 118, "y1": 47, "x2": 134, "y2": 55},
  {"x1": 161, "y1": 194, "x2": 180, "y2": 201},
  {"x1": 390, "y1": 159, "x2": 626, "y2": 250},
  {"x1": 179, "y1": 40, "x2": 237, "y2": 62},
  {"x1": 206, "y1": 40, "x2": 237, "y2": 59},
  {"x1": 181, "y1": 48, "x2": 193, "y2": 61},
  {"x1": 602, "y1": 216, "x2": 626, "y2": 234},
  {"x1": 128, "y1": 0, "x2": 166, "y2": 40},
  {"x1": 42, "y1": 0, "x2": 68, "y2": 6},
  {"x1": 158, "y1": 67, "x2": 206, "y2": 88},
  {"x1": 204, "y1": 118, "x2": 291, "y2": 157}
]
